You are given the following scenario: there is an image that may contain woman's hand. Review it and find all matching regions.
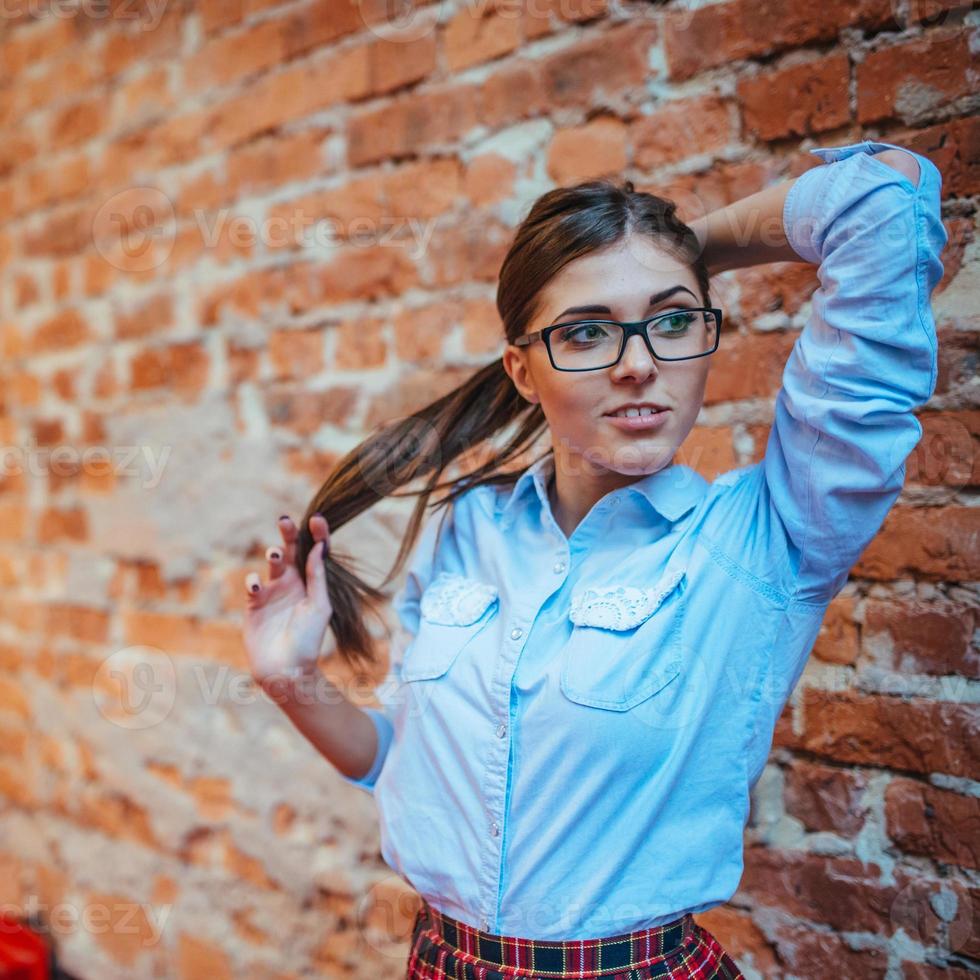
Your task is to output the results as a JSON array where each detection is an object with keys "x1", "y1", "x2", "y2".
[{"x1": 242, "y1": 513, "x2": 333, "y2": 687}]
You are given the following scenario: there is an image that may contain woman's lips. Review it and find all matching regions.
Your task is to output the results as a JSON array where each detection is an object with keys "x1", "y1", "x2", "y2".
[{"x1": 603, "y1": 409, "x2": 671, "y2": 431}]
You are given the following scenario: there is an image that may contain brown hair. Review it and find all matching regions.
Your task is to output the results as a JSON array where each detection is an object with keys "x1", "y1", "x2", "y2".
[{"x1": 294, "y1": 177, "x2": 711, "y2": 670}]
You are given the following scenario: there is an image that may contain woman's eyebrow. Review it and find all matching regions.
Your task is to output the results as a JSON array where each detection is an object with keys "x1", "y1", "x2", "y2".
[{"x1": 549, "y1": 285, "x2": 698, "y2": 323}]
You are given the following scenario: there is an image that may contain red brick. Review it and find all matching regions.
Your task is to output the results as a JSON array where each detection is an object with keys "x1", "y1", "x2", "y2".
[
  {"x1": 863, "y1": 596, "x2": 977, "y2": 679},
  {"x1": 367, "y1": 33, "x2": 438, "y2": 97},
  {"x1": 384, "y1": 157, "x2": 463, "y2": 219},
  {"x1": 784, "y1": 759, "x2": 869, "y2": 835},
  {"x1": 264, "y1": 386, "x2": 360, "y2": 436},
  {"x1": 477, "y1": 61, "x2": 547, "y2": 129},
  {"x1": 37, "y1": 505, "x2": 88, "y2": 544},
  {"x1": 903, "y1": 964, "x2": 977, "y2": 980},
  {"x1": 463, "y1": 154, "x2": 517, "y2": 208},
  {"x1": 268, "y1": 327, "x2": 326, "y2": 380},
  {"x1": 421, "y1": 213, "x2": 512, "y2": 288},
  {"x1": 334, "y1": 318, "x2": 387, "y2": 371},
  {"x1": 114, "y1": 294, "x2": 174, "y2": 341},
  {"x1": 525, "y1": 0, "x2": 609, "y2": 38},
  {"x1": 184, "y1": 19, "x2": 285, "y2": 93},
  {"x1": 177, "y1": 934, "x2": 233, "y2": 980},
  {"x1": 541, "y1": 22, "x2": 656, "y2": 109},
  {"x1": 908, "y1": 410, "x2": 980, "y2": 490},
  {"x1": 885, "y1": 778, "x2": 980, "y2": 869},
  {"x1": 279, "y1": 0, "x2": 364, "y2": 60},
  {"x1": 800, "y1": 689, "x2": 979, "y2": 779},
  {"x1": 811, "y1": 592, "x2": 859, "y2": 665},
  {"x1": 750, "y1": 911, "x2": 889, "y2": 977},
  {"x1": 209, "y1": 47, "x2": 370, "y2": 152},
  {"x1": 547, "y1": 116, "x2": 628, "y2": 184},
  {"x1": 899, "y1": 116, "x2": 980, "y2": 197},
  {"x1": 443, "y1": 1, "x2": 521, "y2": 72},
  {"x1": 738, "y1": 54, "x2": 850, "y2": 141},
  {"x1": 856, "y1": 31, "x2": 973, "y2": 124},
  {"x1": 392, "y1": 302, "x2": 457, "y2": 366},
  {"x1": 741, "y1": 848, "x2": 897, "y2": 934},
  {"x1": 935, "y1": 322, "x2": 979, "y2": 396},
  {"x1": 23, "y1": 204, "x2": 94, "y2": 259},
  {"x1": 362, "y1": 365, "x2": 475, "y2": 430},
  {"x1": 347, "y1": 85, "x2": 479, "y2": 167},
  {"x1": 676, "y1": 426, "x2": 736, "y2": 481},
  {"x1": 200, "y1": 0, "x2": 286, "y2": 35},
  {"x1": 703, "y1": 330, "x2": 796, "y2": 404},
  {"x1": 30, "y1": 309, "x2": 90, "y2": 354},
  {"x1": 0, "y1": 17, "x2": 78, "y2": 76},
  {"x1": 733, "y1": 263, "x2": 819, "y2": 321},
  {"x1": 854, "y1": 506, "x2": 979, "y2": 581},
  {"x1": 129, "y1": 343, "x2": 210, "y2": 395},
  {"x1": 656, "y1": 159, "x2": 774, "y2": 220},
  {"x1": 664, "y1": 0, "x2": 894, "y2": 81},
  {"x1": 633, "y1": 95, "x2": 733, "y2": 168},
  {"x1": 98, "y1": 4, "x2": 184, "y2": 80}
]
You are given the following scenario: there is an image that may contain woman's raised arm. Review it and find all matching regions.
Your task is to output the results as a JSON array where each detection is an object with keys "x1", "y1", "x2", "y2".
[{"x1": 699, "y1": 140, "x2": 947, "y2": 601}]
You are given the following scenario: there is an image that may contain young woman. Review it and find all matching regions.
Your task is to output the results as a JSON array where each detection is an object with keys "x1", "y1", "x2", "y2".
[{"x1": 242, "y1": 139, "x2": 945, "y2": 979}]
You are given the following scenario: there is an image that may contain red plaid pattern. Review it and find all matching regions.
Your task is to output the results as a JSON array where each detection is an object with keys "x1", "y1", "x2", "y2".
[{"x1": 406, "y1": 899, "x2": 744, "y2": 979}]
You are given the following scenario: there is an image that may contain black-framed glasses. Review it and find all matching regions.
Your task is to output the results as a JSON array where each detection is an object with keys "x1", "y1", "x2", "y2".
[{"x1": 512, "y1": 307, "x2": 723, "y2": 371}]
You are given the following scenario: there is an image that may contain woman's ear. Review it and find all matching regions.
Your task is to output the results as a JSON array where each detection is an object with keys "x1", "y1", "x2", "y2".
[{"x1": 502, "y1": 346, "x2": 541, "y2": 406}]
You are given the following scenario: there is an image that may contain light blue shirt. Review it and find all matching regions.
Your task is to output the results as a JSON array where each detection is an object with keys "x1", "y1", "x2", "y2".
[{"x1": 340, "y1": 140, "x2": 946, "y2": 940}]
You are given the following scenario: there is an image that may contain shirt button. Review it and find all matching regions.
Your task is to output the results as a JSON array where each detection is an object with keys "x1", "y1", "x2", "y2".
[
  {"x1": 553, "y1": 561, "x2": 566, "y2": 574},
  {"x1": 490, "y1": 821, "x2": 499, "y2": 837},
  {"x1": 481, "y1": 917, "x2": 490, "y2": 932},
  {"x1": 510, "y1": 627, "x2": 523, "y2": 640},
  {"x1": 496, "y1": 723, "x2": 506, "y2": 738}
]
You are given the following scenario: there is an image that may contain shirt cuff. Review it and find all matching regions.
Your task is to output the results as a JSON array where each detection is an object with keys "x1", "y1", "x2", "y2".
[
  {"x1": 337, "y1": 707, "x2": 394, "y2": 794},
  {"x1": 781, "y1": 139, "x2": 919, "y2": 265}
]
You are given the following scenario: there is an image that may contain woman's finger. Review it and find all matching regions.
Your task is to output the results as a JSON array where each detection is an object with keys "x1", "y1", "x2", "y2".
[
  {"x1": 308, "y1": 512, "x2": 331, "y2": 552},
  {"x1": 245, "y1": 571, "x2": 262, "y2": 602},
  {"x1": 305, "y1": 539, "x2": 330, "y2": 610},
  {"x1": 277, "y1": 515, "x2": 298, "y2": 566},
  {"x1": 266, "y1": 545, "x2": 285, "y2": 580}
]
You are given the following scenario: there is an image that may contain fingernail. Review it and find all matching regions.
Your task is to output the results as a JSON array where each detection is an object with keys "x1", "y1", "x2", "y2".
[
  {"x1": 249, "y1": 583, "x2": 259, "y2": 593},
  {"x1": 269, "y1": 549, "x2": 282, "y2": 561},
  {"x1": 278, "y1": 515, "x2": 290, "y2": 522}
]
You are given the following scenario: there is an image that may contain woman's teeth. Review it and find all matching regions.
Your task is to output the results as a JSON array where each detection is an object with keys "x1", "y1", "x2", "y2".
[{"x1": 612, "y1": 407, "x2": 660, "y2": 417}]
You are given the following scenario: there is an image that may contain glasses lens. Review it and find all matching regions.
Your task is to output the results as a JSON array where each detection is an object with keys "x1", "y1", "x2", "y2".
[
  {"x1": 648, "y1": 309, "x2": 718, "y2": 360},
  {"x1": 550, "y1": 321, "x2": 624, "y2": 370}
]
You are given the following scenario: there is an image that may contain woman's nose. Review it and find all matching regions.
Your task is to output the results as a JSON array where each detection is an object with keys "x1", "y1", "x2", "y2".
[{"x1": 612, "y1": 333, "x2": 659, "y2": 379}]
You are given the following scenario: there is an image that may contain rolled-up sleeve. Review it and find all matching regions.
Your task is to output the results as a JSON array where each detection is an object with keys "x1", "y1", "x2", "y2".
[
  {"x1": 338, "y1": 505, "x2": 448, "y2": 794},
  {"x1": 762, "y1": 139, "x2": 947, "y2": 601}
]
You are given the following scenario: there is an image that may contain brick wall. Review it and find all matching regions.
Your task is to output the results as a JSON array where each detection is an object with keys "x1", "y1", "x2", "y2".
[{"x1": 0, "y1": 1, "x2": 977, "y2": 977}]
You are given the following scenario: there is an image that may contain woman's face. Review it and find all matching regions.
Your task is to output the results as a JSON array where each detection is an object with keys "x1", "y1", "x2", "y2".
[{"x1": 503, "y1": 238, "x2": 712, "y2": 482}]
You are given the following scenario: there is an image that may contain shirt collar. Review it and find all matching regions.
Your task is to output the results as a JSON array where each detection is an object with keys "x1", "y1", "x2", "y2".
[{"x1": 497, "y1": 452, "x2": 709, "y2": 528}]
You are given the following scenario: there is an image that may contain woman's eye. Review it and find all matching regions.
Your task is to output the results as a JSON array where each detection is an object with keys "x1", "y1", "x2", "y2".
[
  {"x1": 655, "y1": 311, "x2": 696, "y2": 334},
  {"x1": 560, "y1": 322, "x2": 609, "y2": 343}
]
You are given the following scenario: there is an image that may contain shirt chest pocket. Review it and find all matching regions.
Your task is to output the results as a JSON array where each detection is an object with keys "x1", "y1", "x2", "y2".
[
  {"x1": 400, "y1": 571, "x2": 499, "y2": 682},
  {"x1": 560, "y1": 565, "x2": 686, "y2": 711}
]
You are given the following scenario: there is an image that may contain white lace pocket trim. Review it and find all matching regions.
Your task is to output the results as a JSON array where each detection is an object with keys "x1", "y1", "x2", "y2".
[
  {"x1": 569, "y1": 567, "x2": 685, "y2": 630},
  {"x1": 420, "y1": 571, "x2": 499, "y2": 626}
]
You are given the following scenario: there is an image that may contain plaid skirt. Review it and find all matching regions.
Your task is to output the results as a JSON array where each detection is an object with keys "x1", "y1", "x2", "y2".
[{"x1": 406, "y1": 899, "x2": 745, "y2": 979}]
